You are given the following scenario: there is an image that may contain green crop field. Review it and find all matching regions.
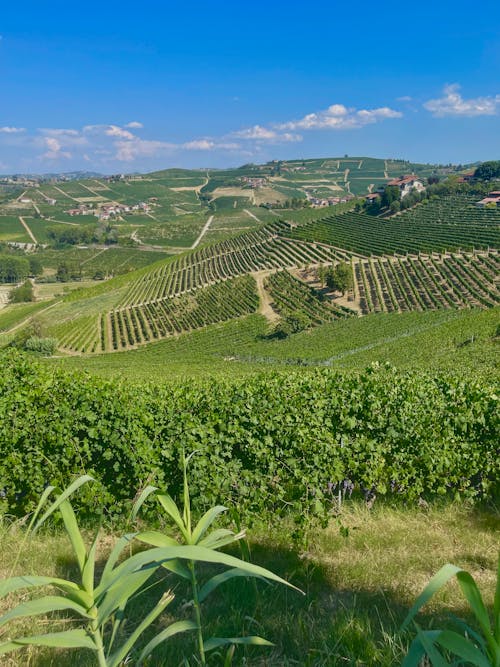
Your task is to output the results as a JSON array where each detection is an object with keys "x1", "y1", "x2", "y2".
[
  {"x1": 1, "y1": 158, "x2": 499, "y2": 667},
  {"x1": 0, "y1": 215, "x2": 31, "y2": 242}
]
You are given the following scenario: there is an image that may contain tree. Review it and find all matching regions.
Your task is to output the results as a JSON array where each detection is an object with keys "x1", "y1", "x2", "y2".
[
  {"x1": 381, "y1": 185, "x2": 400, "y2": 208},
  {"x1": 56, "y1": 263, "x2": 70, "y2": 282},
  {"x1": 390, "y1": 200, "x2": 401, "y2": 214},
  {"x1": 474, "y1": 161, "x2": 500, "y2": 180},
  {"x1": 272, "y1": 311, "x2": 311, "y2": 338},
  {"x1": 317, "y1": 264, "x2": 327, "y2": 287},
  {"x1": 325, "y1": 262, "x2": 354, "y2": 295},
  {"x1": 9, "y1": 280, "x2": 34, "y2": 303},
  {"x1": 0, "y1": 256, "x2": 30, "y2": 283},
  {"x1": 29, "y1": 256, "x2": 43, "y2": 277}
]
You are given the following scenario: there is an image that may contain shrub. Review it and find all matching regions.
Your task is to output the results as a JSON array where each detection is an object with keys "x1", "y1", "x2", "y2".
[
  {"x1": 9, "y1": 280, "x2": 34, "y2": 303},
  {"x1": 0, "y1": 351, "x2": 498, "y2": 525},
  {"x1": 23, "y1": 336, "x2": 58, "y2": 355}
]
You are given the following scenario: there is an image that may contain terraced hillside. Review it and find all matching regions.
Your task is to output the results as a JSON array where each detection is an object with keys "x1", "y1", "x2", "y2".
[
  {"x1": 1, "y1": 177, "x2": 499, "y2": 358},
  {"x1": 284, "y1": 196, "x2": 500, "y2": 254},
  {"x1": 350, "y1": 252, "x2": 500, "y2": 314},
  {"x1": 118, "y1": 224, "x2": 353, "y2": 307}
]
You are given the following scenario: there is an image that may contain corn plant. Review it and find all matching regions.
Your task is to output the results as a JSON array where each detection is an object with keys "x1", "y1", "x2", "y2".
[
  {"x1": 0, "y1": 476, "x2": 197, "y2": 666},
  {"x1": 134, "y1": 451, "x2": 303, "y2": 665},
  {"x1": 402, "y1": 554, "x2": 500, "y2": 666},
  {"x1": 0, "y1": 464, "x2": 300, "y2": 665}
]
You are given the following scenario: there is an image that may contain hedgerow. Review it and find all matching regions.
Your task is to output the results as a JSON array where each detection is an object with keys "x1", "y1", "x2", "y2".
[{"x1": 0, "y1": 351, "x2": 498, "y2": 523}]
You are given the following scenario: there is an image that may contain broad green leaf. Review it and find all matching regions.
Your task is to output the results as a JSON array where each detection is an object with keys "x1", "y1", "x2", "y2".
[
  {"x1": 401, "y1": 564, "x2": 463, "y2": 630},
  {"x1": 161, "y1": 559, "x2": 191, "y2": 580},
  {"x1": 137, "y1": 619, "x2": 197, "y2": 665},
  {"x1": 192, "y1": 505, "x2": 228, "y2": 544},
  {"x1": 199, "y1": 528, "x2": 245, "y2": 550},
  {"x1": 0, "y1": 595, "x2": 92, "y2": 627},
  {"x1": 130, "y1": 485, "x2": 158, "y2": 524},
  {"x1": 57, "y1": 499, "x2": 87, "y2": 573},
  {"x1": 456, "y1": 571, "x2": 491, "y2": 637},
  {"x1": 437, "y1": 630, "x2": 491, "y2": 667},
  {"x1": 26, "y1": 484, "x2": 55, "y2": 534},
  {"x1": 415, "y1": 628, "x2": 449, "y2": 667},
  {"x1": 402, "y1": 637, "x2": 427, "y2": 667},
  {"x1": 402, "y1": 630, "x2": 442, "y2": 667},
  {"x1": 199, "y1": 568, "x2": 267, "y2": 603},
  {"x1": 97, "y1": 568, "x2": 154, "y2": 624},
  {"x1": 32, "y1": 475, "x2": 94, "y2": 534},
  {"x1": 224, "y1": 644, "x2": 235, "y2": 667},
  {"x1": 82, "y1": 527, "x2": 100, "y2": 594},
  {"x1": 204, "y1": 636, "x2": 273, "y2": 652},
  {"x1": 97, "y1": 544, "x2": 302, "y2": 597},
  {"x1": 99, "y1": 533, "x2": 136, "y2": 587},
  {"x1": 0, "y1": 575, "x2": 80, "y2": 600},
  {"x1": 157, "y1": 494, "x2": 189, "y2": 541},
  {"x1": 135, "y1": 530, "x2": 179, "y2": 548},
  {"x1": 0, "y1": 629, "x2": 96, "y2": 655},
  {"x1": 107, "y1": 591, "x2": 175, "y2": 667}
]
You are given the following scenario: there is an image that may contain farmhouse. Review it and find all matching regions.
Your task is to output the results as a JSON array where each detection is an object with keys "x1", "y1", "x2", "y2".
[
  {"x1": 476, "y1": 191, "x2": 500, "y2": 208},
  {"x1": 387, "y1": 174, "x2": 425, "y2": 198},
  {"x1": 241, "y1": 176, "x2": 267, "y2": 188}
]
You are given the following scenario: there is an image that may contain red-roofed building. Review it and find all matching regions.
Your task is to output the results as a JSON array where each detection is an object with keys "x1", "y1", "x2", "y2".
[
  {"x1": 476, "y1": 191, "x2": 500, "y2": 208},
  {"x1": 386, "y1": 174, "x2": 425, "y2": 198}
]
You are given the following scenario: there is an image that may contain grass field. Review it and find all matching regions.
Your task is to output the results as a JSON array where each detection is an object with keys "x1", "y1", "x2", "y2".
[
  {"x1": 51, "y1": 307, "x2": 500, "y2": 380},
  {"x1": 1, "y1": 501, "x2": 497, "y2": 666},
  {"x1": 0, "y1": 215, "x2": 31, "y2": 243}
]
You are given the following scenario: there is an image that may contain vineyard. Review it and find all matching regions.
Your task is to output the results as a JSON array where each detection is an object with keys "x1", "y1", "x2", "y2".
[
  {"x1": 350, "y1": 251, "x2": 500, "y2": 314},
  {"x1": 51, "y1": 275, "x2": 259, "y2": 353},
  {"x1": 265, "y1": 270, "x2": 354, "y2": 323},
  {"x1": 118, "y1": 225, "x2": 353, "y2": 308},
  {"x1": 284, "y1": 196, "x2": 500, "y2": 255}
]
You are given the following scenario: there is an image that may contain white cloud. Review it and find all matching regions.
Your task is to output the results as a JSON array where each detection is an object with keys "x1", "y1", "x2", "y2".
[
  {"x1": 234, "y1": 125, "x2": 278, "y2": 140},
  {"x1": 40, "y1": 128, "x2": 80, "y2": 137},
  {"x1": 424, "y1": 84, "x2": 500, "y2": 117},
  {"x1": 397, "y1": 96, "x2": 413, "y2": 102},
  {"x1": 113, "y1": 138, "x2": 176, "y2": 162},
  {"x1": 232, "y1": 124, "x2": 302, "y2": 143},
  {"x1": 41, "y1": 137, "x2": 72, "y2": 160},
  {"x1": 125, "y1": 121, "x2": 143, "y2": 128},
  {"x1": 278, "y1": 104, "x2": 402, "y2": 131},
  {"x1": 0, "y1": 126, "x2": 26, "y2": 133},
  {"x1": 105, "y1": 125, "x2": 136, "y2": 140},
  {"x1": 183, "y1": 139, "x2": 216, "y2": 150}
]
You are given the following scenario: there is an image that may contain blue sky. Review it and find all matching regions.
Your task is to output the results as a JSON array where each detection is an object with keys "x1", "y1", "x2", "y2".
[{"x1": 1, "y1": 0, "x2": 499, "y2": 173}]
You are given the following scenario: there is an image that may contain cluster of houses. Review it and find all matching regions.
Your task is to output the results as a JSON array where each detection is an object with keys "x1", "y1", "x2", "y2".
[
  {"x1": 241, "y1": 176, "x2": 267, "y2": 189},
  {"x1": 307, "y1": 193, "x2": 354, "y2": 207},
  {"x1": 476, "y1": 190, "x2": 500, "y2": 208},
  {"x1": 65, "y1": 200, "x2": 152, "y2": 220}
]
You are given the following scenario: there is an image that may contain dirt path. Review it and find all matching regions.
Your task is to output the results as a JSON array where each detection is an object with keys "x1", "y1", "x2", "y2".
[
  {"x1": 79, "y1": 182, "x2": 105, "y2": 197},
  {"x1": 19, "y1": 216, "x2": 37, "y2": 244},
  {"x1": 344, "y1": 169, "x2": 350, "y2": 183},
  {"x1": 252, "y1": 270, "x2": 279, "y2": 324},
  {"x1": 80, "y1": 247, "x2": 109, "y2": 265},
  {"x1": 4, "y1": 300, "x2": 61, "y2": 334},
  {"x1": 384, "y1": 160, "x2": 389, "y2": 179},
  {"x1": 358, "y1": 160, "x2": 363, "y2": 169},
  {"x1": 33, "y1": 203, "x2": 41, "y2": 215},
  {"x1": 243, "y1": 209, "x2": 261, "y2": 223},
  {"x1": 52, "y1": 185, "x2": 79, "y2": 202},
  {"x1": 191, "y1": 215, "x2": 214, "y2": 249}
]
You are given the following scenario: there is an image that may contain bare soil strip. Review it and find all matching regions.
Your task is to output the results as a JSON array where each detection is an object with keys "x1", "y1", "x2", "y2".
[
  {"x1": 191, "y1": 215, "x2": 214, "y2": 249},
  {"x1": 19, "y1": 216, "x2": 37, "y2": 244},
  {"x1": 251, "y1": 270, "x2": 279, "y2": 324},
  {"x1": 243, "y1": 209, "x2": 261, "y2": 223},
  {"x1": 52, "y1": 185, "x2": 80, "y2": 202}
]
